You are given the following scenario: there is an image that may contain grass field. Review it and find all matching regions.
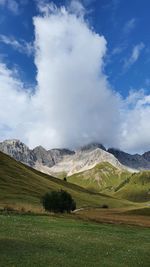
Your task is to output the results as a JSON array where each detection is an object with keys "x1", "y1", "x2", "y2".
[
  {"x1": 0, "y1": 214, "x2": 150, "y2": 267},
  {"x1": 1, "y1": 151, "x2": 150, "y2": 267}
]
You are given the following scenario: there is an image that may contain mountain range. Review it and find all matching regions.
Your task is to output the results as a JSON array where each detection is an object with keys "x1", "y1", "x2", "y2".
[
  {"x1": 1, "y1": 139, "x2": 150, "y2": 177},
  {"x1": 0, "y1": 139, "x2": 150, "y2": 203}
]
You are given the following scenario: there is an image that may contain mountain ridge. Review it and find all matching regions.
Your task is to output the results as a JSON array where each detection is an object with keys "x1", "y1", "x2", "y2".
[
  {"x1": 0, "y1": 139, "x2": 128, "y2": 176},
  {"x1": 108, "y1": 148, "x2": 150, "y2": 170},
  {"x1": 0, "y1": 139, "x2": 150, "y2": 176}
]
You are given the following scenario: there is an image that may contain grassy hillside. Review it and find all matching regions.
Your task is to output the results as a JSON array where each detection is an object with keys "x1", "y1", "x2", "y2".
[
  {"x1": 0, "y1": 152, "x2": 131, "y2": 211},
  {"x1": 114, "y1": 171, "x2": 150, "y2": 202},
  {"x1": 0, "y1": 214, "x2": 150, "y2": 267},
  {"x1": 68, "y1": 162, "x2": 130, "y2": 193}
]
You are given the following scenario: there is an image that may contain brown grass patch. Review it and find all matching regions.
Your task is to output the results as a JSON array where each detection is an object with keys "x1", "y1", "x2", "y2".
[{"x1": 75, "y1": 208, "x2": 150, "y2": 227}]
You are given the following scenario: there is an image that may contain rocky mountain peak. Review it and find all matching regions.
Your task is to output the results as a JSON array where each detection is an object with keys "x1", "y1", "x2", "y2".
[
  {"x1": 77, "y1": 143, "x2": 106, "y2": 152},
  {"x1": 0, "y1": 139, "x2": 36, "y2": 166},
  {"x1": 0, "y1": 139, "x2": 30, "y2": 153}
]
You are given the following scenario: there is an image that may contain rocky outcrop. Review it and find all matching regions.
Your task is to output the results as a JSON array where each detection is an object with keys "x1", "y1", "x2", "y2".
[
  {"x1": 49, "y1": 149, "x2": 75, "y2": 164},
  {"x1": 0, "y1": 139, "x2": 36, "y2": 166},
  {"x1": 33, "y1": 146, "x2": 54, "y2": 167},
  {"x1": 142, "y1": 151, "x2": 150, "y2": 162}
]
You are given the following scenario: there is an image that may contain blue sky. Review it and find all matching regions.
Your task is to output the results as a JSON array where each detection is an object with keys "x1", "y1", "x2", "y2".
[
  {"x1": 0, "y1": 0, "x2": 150, "y2": 153},
  {"x1": 0, "y1": 0, "x2": 150, "y2": 96}
]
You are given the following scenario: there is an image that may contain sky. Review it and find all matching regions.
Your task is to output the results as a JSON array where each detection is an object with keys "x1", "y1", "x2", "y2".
[{"x1": 0, "y1": 0, "x2": 150, "y2": 153}]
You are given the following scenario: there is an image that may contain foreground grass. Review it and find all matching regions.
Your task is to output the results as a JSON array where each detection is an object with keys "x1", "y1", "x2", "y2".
[{"x1": 0, "y1": 214, "x2": 150, "y2": 267}]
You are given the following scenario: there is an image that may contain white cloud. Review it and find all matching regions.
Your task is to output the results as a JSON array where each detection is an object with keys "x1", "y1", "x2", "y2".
[
  {"x1": 0, "y1": 63, "x2": 32, "y2": 141},
  {"x1": 0, "y1": 34, "x2": 33, "y2": 56},
  {"x1": 69, "y1": 0, "x2": 85, "y2": 17},
  {"x1": 0, "y1": 3, "x2": 150, "y2": 153},
  {"x1": 123, "y1": 18, "x2": 136, "y2": 34},
  {"x1": 120, "y1": 90, "x2": 150, "y2": 153},
  {"x1": 124, "y1": 42, "x2": 145, "y2": 69},
  {"x1": 0, "y1": 4, "x2": 121, "y2": 149},
  {"x1": 0, "y1": 0, "x2": 19, "y2": 14},
  {"x1": 31, "y1": 5, "x2": 121, "y2": 149}
]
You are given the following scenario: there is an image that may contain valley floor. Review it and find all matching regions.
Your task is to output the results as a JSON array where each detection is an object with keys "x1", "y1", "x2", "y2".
[{"x1": 0, "y1": 214, "x2": 150, "y2": 267}]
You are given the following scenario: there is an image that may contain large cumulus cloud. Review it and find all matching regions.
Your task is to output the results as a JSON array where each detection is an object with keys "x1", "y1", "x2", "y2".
[{"x1": 0, "y1": 2, "x2": 150, "y2": 153}]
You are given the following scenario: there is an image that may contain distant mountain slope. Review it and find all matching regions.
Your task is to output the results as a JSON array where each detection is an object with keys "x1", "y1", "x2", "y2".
[
  {"x1": 108, "y1": 148, "x2": 150, "y2": 170},
  {"x1": 49, "y1": 147, "x2": 126, "y2": 176},
  {"x1": 67, "y1": 162, "x2": 130, "y2": 193},
  {"x1": 114, "y1": 171, "x2": 150, "y2": 202},
  {"x1": 0, "y1": 151, "x2": 130, "y2": 210}
]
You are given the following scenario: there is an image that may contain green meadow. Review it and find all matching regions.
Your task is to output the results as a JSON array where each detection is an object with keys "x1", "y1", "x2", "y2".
[
  {"x1": 0, "y1": 214, "x2": 150, "y2": 267},
  {"x1": 0, "y1": 151, "x2": 150, "y2": 267}
]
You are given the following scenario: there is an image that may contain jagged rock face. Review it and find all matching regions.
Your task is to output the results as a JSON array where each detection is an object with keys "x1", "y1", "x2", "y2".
[
  {"x1": 0, "y1": 139, "x2": 75, "y2": 169},
  {"x1": 33, "y1": 146, "x2": 55, "y2": 167},
  {"x1": 143, "y1": 151, "x2": 150, "y2": 162},
  {"x1": 49, "y1": 149, "x2": 75, "y2": 164},
  {"x1": 33, "y1": 147, "x2": 74, "y2": 167},
  {"x1": 0, "y1": 139, "x2": 36, "y2": 166},
  {"x1": 108, "y1": 148, "x2": 150, "y2": 170}
]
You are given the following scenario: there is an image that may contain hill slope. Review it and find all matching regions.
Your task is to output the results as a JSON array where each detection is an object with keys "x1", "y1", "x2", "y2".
[
  {"x1": 67, "y1": 162, "x2": 130, "y2": 193},
  {"x1": 114, "y1": 171, "x2": 150, "y2": 202},
  {"x1": 0, "y1": 151, "x2": 131, "y2": 211}
]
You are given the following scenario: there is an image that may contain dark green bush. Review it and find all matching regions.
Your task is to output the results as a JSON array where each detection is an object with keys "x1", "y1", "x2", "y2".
[
  {"x1": 42, "y1": 190, "x2": 76, "y2": 213},
  {"x1": 101, "y1": 204, "x2": 109, "y2": 209}
]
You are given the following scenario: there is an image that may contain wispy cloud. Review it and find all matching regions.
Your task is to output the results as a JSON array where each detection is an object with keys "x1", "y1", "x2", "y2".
[
  {"x1": 123, "y1": 18, "x2": 136, "y2": 34},
  {"x1": 0, "y1": 0, "x2": 19, "y2": 14},
  {"x1": 0, "y1": 35, "x2": 33, "y2": 56},
  {"x1": 124, "y1": 42, "x2": 145, "y2": 69},
  {"x1": 111, "y1": 42, "x2": 127, "y2": 56}
]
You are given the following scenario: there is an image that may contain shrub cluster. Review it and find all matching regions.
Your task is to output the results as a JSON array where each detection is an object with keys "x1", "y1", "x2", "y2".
[
  {"x1": 101, "y1": 204, "x2": 109, "y2": 209},
  {"x1": 42, "y1": 190, "x2": 76, "y2": 213}
]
